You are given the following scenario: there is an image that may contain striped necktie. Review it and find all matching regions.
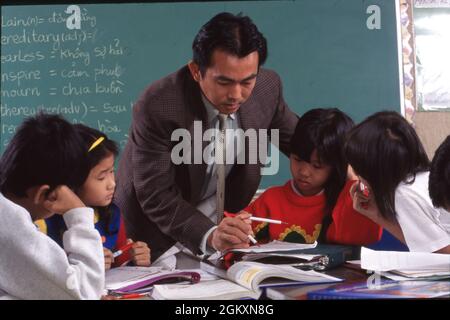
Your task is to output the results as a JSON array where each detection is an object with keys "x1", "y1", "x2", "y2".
[{"x1": 216, "y1": 113, "x2": 227, "y2": 224}]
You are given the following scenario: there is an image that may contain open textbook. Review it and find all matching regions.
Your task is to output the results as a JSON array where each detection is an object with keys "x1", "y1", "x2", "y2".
[
  {"x1": 154, "y1": 261, "x2": 342, "y2": 300},
  {"x1": 152, "y1": 279, "x2": 260, "y2": 300},
  {"x1": 201, "y1": 260, "x2": 342, "y2": 293}
]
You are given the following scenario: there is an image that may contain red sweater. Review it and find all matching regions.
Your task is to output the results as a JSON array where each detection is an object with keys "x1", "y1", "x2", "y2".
[{"x1": 245, "y1": 180, "x2": 381, "y2": 245}]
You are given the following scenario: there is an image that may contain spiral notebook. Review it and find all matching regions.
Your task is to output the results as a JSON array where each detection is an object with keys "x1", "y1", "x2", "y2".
[{"x1": 105, "y1": 267, "x2": 201, "y2": 294}]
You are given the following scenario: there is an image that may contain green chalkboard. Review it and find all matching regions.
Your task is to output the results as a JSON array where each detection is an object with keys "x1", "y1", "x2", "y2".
[{"x1": 1, "y1": 0, "x2": 401, "y2": 188}]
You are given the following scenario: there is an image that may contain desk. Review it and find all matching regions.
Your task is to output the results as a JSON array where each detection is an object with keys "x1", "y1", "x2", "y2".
[{"x1": 264, "y1": 264, "x2": 369, "y2": 300}]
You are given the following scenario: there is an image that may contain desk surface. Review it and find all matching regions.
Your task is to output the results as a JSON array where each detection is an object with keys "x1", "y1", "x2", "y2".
[{"x1": 264, "y1": 264, "x2": 369, "y2": 300}]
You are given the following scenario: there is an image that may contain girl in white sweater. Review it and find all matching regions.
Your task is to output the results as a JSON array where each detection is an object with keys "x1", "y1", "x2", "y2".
[
  {"x1": 345, "y1": 111, "x2": 450, "y2": 254},
  {"x1": 0, "y1": 114, "x2": 104, "y2": 299}
]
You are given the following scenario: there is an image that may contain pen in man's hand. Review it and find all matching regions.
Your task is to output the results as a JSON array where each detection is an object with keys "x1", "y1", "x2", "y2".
[{"x1": 225, "y1": 212, "x2": 288, "y2": 225}]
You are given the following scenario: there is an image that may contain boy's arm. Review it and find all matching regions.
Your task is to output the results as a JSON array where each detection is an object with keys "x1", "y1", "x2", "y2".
[{"x1": 0, "y1": 207, "x2": 104, "y2": 300}]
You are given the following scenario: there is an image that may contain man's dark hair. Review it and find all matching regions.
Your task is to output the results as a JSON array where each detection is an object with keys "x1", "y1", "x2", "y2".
[
  {"x1": 345, "y1": 111, "x2": 430, "y2": 220},
  {"x1": 192, "y1": 12, "x2": 267, "y2": 75},
  {"x1": 0, "y1": 113, "x2": 89, "y2": 197},
  {"x1": 429, "y1": 135, "x2": 450, "y2": 210}
]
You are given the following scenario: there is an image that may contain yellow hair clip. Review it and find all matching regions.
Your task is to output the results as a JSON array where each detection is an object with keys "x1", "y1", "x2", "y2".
[{"x1": 88, "y1": 136, "x2": 105, "y2": 152}]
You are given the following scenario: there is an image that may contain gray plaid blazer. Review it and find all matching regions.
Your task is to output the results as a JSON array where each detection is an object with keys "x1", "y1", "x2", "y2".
[{"x1": 115, "y1": 66, "x2": 298, "y2": 260}]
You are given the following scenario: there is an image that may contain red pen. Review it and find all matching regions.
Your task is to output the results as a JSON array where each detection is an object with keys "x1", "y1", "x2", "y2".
[
  {"x1": 358, "y1": 181, "x2": 370, "y2": 210},
  {"x1": 359, "y1": 181, "x2": 370, "y2": 197},
  {"x1": 113, "y1": 242, "x2": 134, "y2": 258},
  {"x1": 117, "y1": 292, "x2": 149, "y2": 300}
]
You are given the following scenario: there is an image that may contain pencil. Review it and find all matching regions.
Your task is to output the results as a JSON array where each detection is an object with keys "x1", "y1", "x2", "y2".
[
  {"x1": 249, "y1": 216, "x2": 288, "y2": 225},
  {"x1": 224, "y1": 212, "x2": 288, "y2": 225},
  {"x1": 248, "y1": 234, "x2": 258, "y2": 245}
]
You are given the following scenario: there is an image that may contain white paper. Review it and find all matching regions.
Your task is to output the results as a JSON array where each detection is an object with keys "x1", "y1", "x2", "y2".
[
  {"x1": 381, "y1": 271, "x2": 450, "y2": 281},
  {"x1": 361, "y1": 247, "x2": 450, "y2": 272},
  {"x1": 346, "y1": 260, "x2": 361, "y2": 265},
  {"x1": 151, "y1": 279, "x2": 260, "y2": 300},
  {"x1": 105, "y1": 266, "x2": 164, "y2": 290},
  {"x1": 241, "y1": 252, "x2": 319, "y2": 262},
  {"x1": 391, "y1": 269, "x2": 450, "y2": 278},
  {"x1": 105, "y1": 266, "x2": 217, "y2": 292},
  {"x1": 225, "y1": 240, "x2": 317, "y2": 255},
  {"x1": 208, "y1": 241, "x2": 318, "y2": 262}
]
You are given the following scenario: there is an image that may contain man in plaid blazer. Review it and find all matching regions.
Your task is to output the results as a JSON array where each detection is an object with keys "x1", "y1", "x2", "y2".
[{"x1": 115, "y1": 12, "x2": 298, "y2": 264}]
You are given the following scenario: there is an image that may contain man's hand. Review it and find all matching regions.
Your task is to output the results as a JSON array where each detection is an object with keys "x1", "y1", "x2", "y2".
[
  {"x1": 208, "y1": 212, "x2": 254, "y2": 252},
  {"x1": 129, "y1": 239, "x2": 151, "y2": 267},
  {"x1": 43, "y1": 185, "x2": 85, "y2": 215},
  {"x1": 235, "y1": 211, "x2": 253, "y2": 224}
]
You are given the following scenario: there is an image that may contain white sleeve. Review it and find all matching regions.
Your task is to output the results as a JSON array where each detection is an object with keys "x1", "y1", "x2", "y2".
[
  {"x1": 0, "y1": 207, "x2": 104, "y2": 300},
  {"x1": 200, "y1": 226, "x2": 218, "y2": 256},
  {"x1": 395, "y1": 187, "x2": 450, "y2": 252}
]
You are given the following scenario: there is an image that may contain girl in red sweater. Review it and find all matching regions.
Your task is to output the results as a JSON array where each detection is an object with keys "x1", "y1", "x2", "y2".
[{"x1": 246, "y1": 108, "x2": 381, "y2": 245}]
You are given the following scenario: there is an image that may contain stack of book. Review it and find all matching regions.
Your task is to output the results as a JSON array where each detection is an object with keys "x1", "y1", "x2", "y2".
[
  {"x1": 305, "y1": 247, "x2": 450, "y2": 299},
  {"x1": 307, "y1": 280, "x2": 450, "y2": 299}
]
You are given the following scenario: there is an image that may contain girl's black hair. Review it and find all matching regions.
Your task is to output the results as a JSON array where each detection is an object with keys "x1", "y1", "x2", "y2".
[
  {"x1": 290, "y1": 108, "x2": 355, "y2": 237},
  {"x1": 344, "y1": 111, "x2": 430, "y2": 221},
  {"x1": 74, "y1": 124, "x2": 119, "y2": 235},
  {"x1": 429, "y1": 135, "x2": 450, "y2": 209}
]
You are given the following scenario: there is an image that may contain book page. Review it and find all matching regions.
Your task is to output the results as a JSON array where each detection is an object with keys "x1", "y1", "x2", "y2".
[
  {"x1": 152, "y1": 279, "x2": 260, "y2": 300},
  {"x1": 241, "y1": 252, "x2": 320, "y2": 262},
  {"x1": 105, "y1": 267, "x2": 164, "y2": 290},
  {"x1": 208, "y1": 241, "x2": 317, "y2": 261},
  {"x1": 227, "y1": 261, "x2": 341, "y2": 292},
  {"x1": 229, "y1": 240, "x2": 317, "y2": 254}
]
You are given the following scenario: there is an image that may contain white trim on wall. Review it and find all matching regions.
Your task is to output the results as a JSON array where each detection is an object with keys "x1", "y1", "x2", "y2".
[{"x1": 395, "y1": 0, "x2": 406, "y2": 116}]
